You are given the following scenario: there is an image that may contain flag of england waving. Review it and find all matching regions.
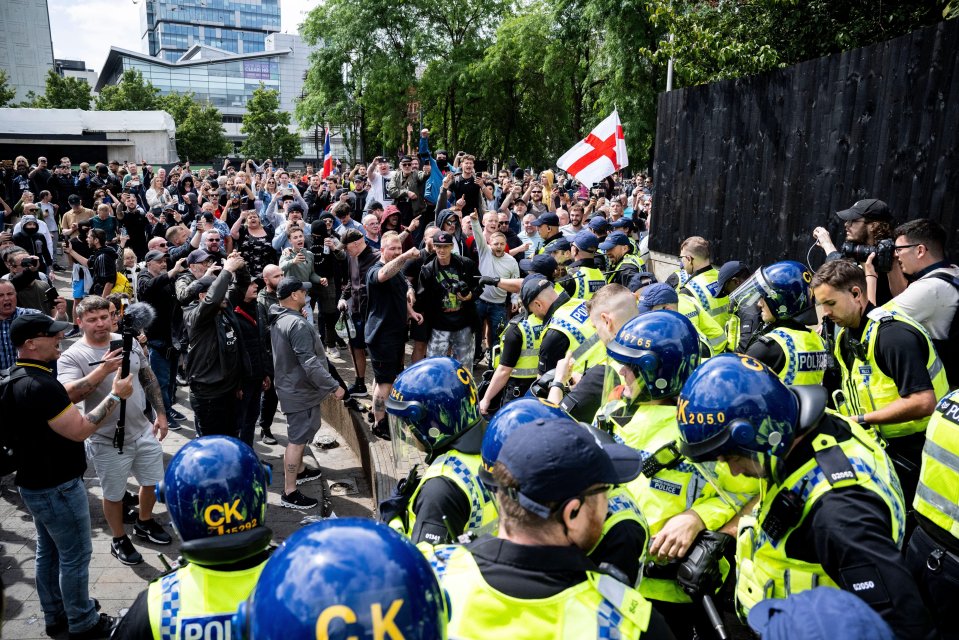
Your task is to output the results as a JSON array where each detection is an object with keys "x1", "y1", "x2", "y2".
[{"x1": 557, "y1": 111, "x2": 628, "y2": 186}]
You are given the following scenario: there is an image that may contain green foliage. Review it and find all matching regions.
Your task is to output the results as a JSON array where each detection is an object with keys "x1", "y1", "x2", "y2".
[
  {"x1": 15, "y1": 70, "x2": 92, "y2": 109},
  {"x1": 156, "y1": 92, "x2": 230, "y2": 162},
  {"x1": 0, "y1": 70, "x2": 14, "y2": 107},
  {"x1": 95, "y1": 69, "x2": 159, "y2": 111},
  {"x1": 241, "y1": 85, "x2": 301, "y2": 161}
]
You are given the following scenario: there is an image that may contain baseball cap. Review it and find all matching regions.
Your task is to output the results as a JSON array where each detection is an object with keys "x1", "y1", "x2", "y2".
[
  {"x1": 598, "y1": 232, "x2": 631, "y2": 251},
  {"x1": 67, "y1": 194, "x2": 81, "y2": 205},
  {"x1": 519, "y1": 274, "x2": 553, "y2": 309},
  {"x1": 748, "y1": 588, "x2": 894, "y2": 640},
  {"x1": 530, "y1": 212, "x2": 560, "y2": 227},
  {"x1": 433, "y1": 232, "x2": 454, "y2": 246},
  {"x1": 716, "y1": 261, "x2": 748, "y2": 294},
  {"x1": 638, "y1": 283, "x2": 679, "y2": 312},
  {"x1": 144, "y1": 250, "x2": 166, "y2": 263},
  {"x1": 835, "y1": 198, "x2": 891, "y2": 222},
  {"x1": 496, "y1": 418, "x2": 643, "y2": 519},
  {"x1": 10, "y1": 314, "x2": 72, "y2": 346},
  {"x1": 187, "y1": 249, "x2": 213, "y2": 265},
  {"x1": 287, "y1": 203, "x2": 305, "y2": 214},
  {"x1": 543, "y1": 237, "x2": 571, "y2": 254},
  {"x1": 519, "y1": 254, "x2": 558, "y2": 279},
  {"x1": 588, "y1": 216, "x2": 610, "y2": 232},
  {"x1": 610, "y1": 217, "x2": 634, "y2": 230},
  {"x1": 572, "y1": 230, "x2": 600, "y2": 252},
  {"x1": 277, "y1": 277, "x2": 312, "y2": 300},
  {"x1": 626, "y1": 271, "x2": 657, "y2": 293}
]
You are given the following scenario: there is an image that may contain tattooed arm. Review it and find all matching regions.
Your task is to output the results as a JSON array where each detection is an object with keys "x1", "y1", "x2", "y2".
[
  {"x1": 376, "y1": 247, "x2": 421, "y2": 283},
  {"x1": 48, "y1": 373, "x2": 134, "y2": 442},
  {"x1": 139, "y1": 363, "x2": 169, "y2": 439}
]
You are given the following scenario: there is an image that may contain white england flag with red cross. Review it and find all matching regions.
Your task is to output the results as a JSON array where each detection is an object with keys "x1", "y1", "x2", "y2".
[{"x1": 557, "y1": 110, "x2": 628, "y2": 186}]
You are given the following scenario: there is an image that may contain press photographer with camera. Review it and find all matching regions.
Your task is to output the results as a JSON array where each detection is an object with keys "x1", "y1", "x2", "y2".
[
  {"x1": 2, "y1": 249, "x2": 66, "y2": 317},
  {"x1": 812, "y1": 198, "x2": 905, "y2": 305}
]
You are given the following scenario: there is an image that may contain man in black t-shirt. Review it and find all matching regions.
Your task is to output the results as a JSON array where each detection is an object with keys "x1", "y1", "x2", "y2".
[
  {"x1": 6, "y1": 314, "x2": 133, "y2": 638},
  {"x1": 364, "y1": 232, "x2": 421, "y2": 435},
  {"x1": 448, "y1": 154, "x2": 492, "y2": 216}
]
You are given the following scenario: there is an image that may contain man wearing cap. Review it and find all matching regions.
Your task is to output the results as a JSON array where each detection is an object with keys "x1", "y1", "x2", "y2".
[
  {"x1": 60, "y1": 194, "x2": 95, "y2": 244},
  {"x1": 566, "y1": 231, "x2": 606, "y2": 301},
  {"x1": 588, "y1": 215, "x2": 610, "y2": 241},
  {"x1": 388, "y1": 154, "x2": 430, "y2": 222},
  {"x1": 537, "y1": 270, "x2": 605, "y2": 376},
  {"x1": 271, "y1": 203, "x2": 308, "y2": 253},
  {"x1": 637, "y1": 282, "x2": 727, "y2": 356},
  {"x1": 269, "y1": 277, "x2": 345, "y2": 510},
  {"x1": 419, "y1": 231, "x2": 481, "y2": 369},
  {"x1": 677, "y1": 236, "x2": 729, "y2": 328},
  {"x1": 426, "y1": 418, "x2": 672, "y2": 639},
  {"x1": 543, "y1": 236, "x2": 572, "y2": 281},
  {"x1": 183, "y1": 252, "x2": 250, "y2": 437},
  {"x1": 4, "y1": 313, "x2": 134, "y2": 638},
  {"x1": 530, "y1": 211, "x2": 564, "y2": 256},
  {"x1": 813, "y1": 197, "x2": 902, "y2": 305},
  {"x1": 600, "y1": 231, "x2": 645, "y2": 287}
]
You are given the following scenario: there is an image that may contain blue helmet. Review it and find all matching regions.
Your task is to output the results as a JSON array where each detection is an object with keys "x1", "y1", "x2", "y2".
[
  {"x1": 729, "y1": 260, "x2": 815, "y2": 322},
  {"x1": 233, "y1": 518, "x2": 447, "y2": 640},
  {"x1": 156, "y1": 436, "x2": 270, "y2": 545},
  {"x1": 481, "y1": 397, "x2": 571, "y2": 471},
  {"x1": 386, "y1": 357, "x2": 482, "y2": 460},
  {"x1": 677, "y1": 354, "x2": 799, "y2": 462},
  {"x1": 605, "y1": 310, "x2": 701, "y2": 401}
]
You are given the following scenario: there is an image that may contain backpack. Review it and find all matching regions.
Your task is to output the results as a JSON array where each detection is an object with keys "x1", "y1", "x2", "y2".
[
  {"x1": 929, "y1": 273, "x2": 959, "y2": 388},
  {"x1": 0, "y1": 366, "x2": 28, "y2": 476}
]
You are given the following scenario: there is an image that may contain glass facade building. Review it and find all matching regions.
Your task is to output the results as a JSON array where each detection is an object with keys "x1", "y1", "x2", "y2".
[{"x1": 140, "y1": 0, "x2": 280, "y2": 62}]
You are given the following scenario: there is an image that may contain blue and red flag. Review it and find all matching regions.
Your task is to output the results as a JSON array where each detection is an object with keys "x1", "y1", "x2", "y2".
[{"x1": 321, "y1": 127, "x2": 333, "y2": 177}]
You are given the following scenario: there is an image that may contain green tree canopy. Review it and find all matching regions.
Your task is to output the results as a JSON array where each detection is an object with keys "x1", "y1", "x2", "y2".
[
  {"x1": 16, "y1": 69, "x2": 92, "y2": 109},
  {"x1": 156, "y1": 92, "x2": 231, "y2": 162},
  {"x1": 241, "y1": 85, "x2": 301, "y2": 161},
  {"x1": 0, "y1": 70, "x2": 16, "y2": 107},
  {"x1": 95, "y1": 69, "x2": 159, "y2": 111}
]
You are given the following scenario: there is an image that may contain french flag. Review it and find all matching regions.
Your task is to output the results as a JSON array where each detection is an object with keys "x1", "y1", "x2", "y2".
[{"x1": 321, "y1": 127, "x2": 333, "y2": 178}]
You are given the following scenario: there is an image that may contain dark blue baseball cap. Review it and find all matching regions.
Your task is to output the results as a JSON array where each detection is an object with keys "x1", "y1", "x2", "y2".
[
  {"x1": 598, "y1": 231, "x2": 631, "y2": 251},
  {"x1": 716, "y1": 260, "x2": 749, "y2": 294},
  {"x1": 572, "y1": 230, "x2": 599, "y2": 252},
  {"x1": 530, "y1": 211, "x2": 560, "y2": 227},
  {"x1": 748, "y1": 588, "x2": 894, "y2": 640},
  {"x1": 519, "y1": 254, "x2": 558, "y2": 279},
  {"x1": 610, "y1": 217, "x2": 634, "y2": 230},
  {"x1": 496, "y1": 418, "x2": 643, "y2": 519},
  {"x1": 588, "y1": 216, "x2": 610, "y2": 231},
  {"x1": 638, "y1": 283, "x2": 679, "y2": 312},
  {"x1": 544, "y1": 237, "x2": 571, "y2": 253},
  {"x1": 519, "y1": 273, "x2": 553, "y2": 309}
]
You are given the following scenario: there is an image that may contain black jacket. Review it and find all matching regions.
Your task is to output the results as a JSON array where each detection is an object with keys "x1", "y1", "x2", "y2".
[{"x1": 418, "y1": 253, "x2": 481, "y2": 331}]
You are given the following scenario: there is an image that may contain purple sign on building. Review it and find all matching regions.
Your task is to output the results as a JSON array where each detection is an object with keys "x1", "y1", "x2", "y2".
[{"x1": 243, "y1": 60, "x2": 271, "y2": 80}]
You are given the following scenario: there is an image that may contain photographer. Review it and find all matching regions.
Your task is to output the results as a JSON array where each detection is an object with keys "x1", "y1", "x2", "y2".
[{"x1": 813, "y1": 198, "x2": 905, "y2": 305}]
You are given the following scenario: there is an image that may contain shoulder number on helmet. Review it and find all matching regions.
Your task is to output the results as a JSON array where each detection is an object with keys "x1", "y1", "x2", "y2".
[{"x1": 677, "y1": 398, "x2": 725, "y2": 425}]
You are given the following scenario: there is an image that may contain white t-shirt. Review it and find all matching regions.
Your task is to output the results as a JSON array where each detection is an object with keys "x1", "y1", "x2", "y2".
[{"x1": 892, "y1": 265, "x2": 959, "y2": 340}]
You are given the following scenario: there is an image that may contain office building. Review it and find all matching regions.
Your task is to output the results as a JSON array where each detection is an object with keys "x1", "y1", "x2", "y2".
[
  {"x1": 55, "y1": 59, "x2": 99, "y2": 88},
  {"x1": 0, "y1": 0, "x2": 55, "y2": 103}
]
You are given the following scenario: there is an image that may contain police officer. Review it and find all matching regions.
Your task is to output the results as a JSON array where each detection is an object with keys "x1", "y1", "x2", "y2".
[
  {"x1": 731, "y1": 261, "x2": 829, "y2": 385},
  {"x1": 676, "y1": 354, "x2": 934, "y2": 640},
  {"x1": 636, "y1": 282, "x2": 726, "y2": 356},
  {"x1": 812, "y1": 259, "x2": 948, "y2": 504},
  {"x1": 427, "y1": 417, "x2": 673, "y2": 639},
  {"x1": 480, "y1": 397, "x2": 650, "y2": 586},
  {"x1": 565, "y1": 230, "x2": 606, "y2": 301},
  {"x1": 535, "y1": 274, "x2": 605, "y2": 376},
  {"x1": 543, "y1": 236, "x2": 572, "y2": 281},
  {"x1": 677, "y1": 236, "x2": 730, "y2": 328},
  {"x1": 234, "y1": 519, "x2": 447, "y2": 639},
  {"x1": 906, "y1": 388, "x2": 959, "y2": 639},
  {"x1": 600, "y1": 231, "x2": 645, "y2": 287},
  {"x1": 112, "y1": 436, "x2": 273, "y2": 640},
  {"x1": 383, "y1": 357, "x2": 497, "y2": 544},
  {"x1": 714, "y1": 260, "x2": 760, "y2": 351},
  {"x1": 605, "y1": 311, "x2": 756, "y2": 638},
  {"x1": 530, "y1": 211, "x2": 564, "y2": 254}
]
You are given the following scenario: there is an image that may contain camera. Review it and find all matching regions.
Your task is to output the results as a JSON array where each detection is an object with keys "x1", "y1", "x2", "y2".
[
  {"x1": 445, "y1": 279, "x2": 470, "y2": 296},
  {"x1": 20, "y1": 256, "x2": 39, "y2": 268},
  {"x1": 840, "y1": 238, "x2": 895, "y2": 272}
]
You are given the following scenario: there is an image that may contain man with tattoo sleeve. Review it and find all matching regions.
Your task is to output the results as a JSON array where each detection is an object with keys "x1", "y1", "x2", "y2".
[
  {"x1": 58, "y1": 296, "x2": 173, "y2": 567},
  {"x1": 6, "y1": 313, "x2": 134, "y2": 639}
]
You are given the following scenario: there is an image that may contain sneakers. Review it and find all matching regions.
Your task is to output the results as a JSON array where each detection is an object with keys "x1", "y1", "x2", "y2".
[
  {"x1": 168, "y1": 407, "x2": 188, "y2": 421},
  {"x1": 175, "y1": 373, "x2": 188, "y2": 386},
  {"x1": 165, "y1": 414, "x2": 182, "y2": 431},
  {"x1": 260, "y1": 429, "x2": 278, "y2": 445},
  {"x1": 281, "y1": 490, "x2": 318, "y2": 510},
  {"x1": 346, "y1": 380, "x2": 369, "y2": 398},
  {"x1": 296, "y1": 467, "x2": 323, "y2": 485},
  {"x1": 68, "y1": 613, "x2": 116, "y2": 640},
  {"x1": 46, "y1": 599, "x2": 100, "y2": 636},
  {"x1": 133, "y1": 518, "x2": 172, "y2": 545},
  {"x1": 110, "y1": 535, "x2": 143, "y2": 565},
  {"x1": 372, "y1": 418, "x2": 392, "y2": 441}
]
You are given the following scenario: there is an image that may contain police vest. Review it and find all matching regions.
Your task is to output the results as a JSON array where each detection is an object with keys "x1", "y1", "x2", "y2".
[
  {"x1": 400, "y1": 451, "x2": 499, "y2": 539},
  {"x1": 147, "y1": 559, "x2": 266, "y2": 640},
  {"x1": 736, "y1": 414, "x2": 905, "y2": 614},
  {"x1": 548, "y1": 298, "x2": 604, "y2": 373},
  {"x1": 569, "y1": 265, "x2": 606, "y2": 301},
  {"x1": 763, "y1": 326, "x2": 828, "y2": 385},
  {"x1": 914, "y1": 390, "x2": 959, "y2": 541},
  {"x1": 672, "y1": 269, "x2": 690, "y2": 289},
  {"x1": 492, "y1": 315, "x2": 546, "y2": 379},
  {"x1": 428, "y1": 545, "x2": 653, "y2": 639},
  {"x1": 678, "y1": 294, "x2": 727, "y2": 355},
  {"x1": 834, "y1": 308, "x2": 949, "y2": 439},
  {"x1": 621, "y1": 405, "x2": 757, "y2": 603},
  {"x1": 682, "y1": 269, "x2": 730, "y2": 328},
  {"x1": 606, "y1": 254, "x2": 645, "y2": 284},
  {"x1": 591, "y1": 487, "x2": 651, "y2": 579}
]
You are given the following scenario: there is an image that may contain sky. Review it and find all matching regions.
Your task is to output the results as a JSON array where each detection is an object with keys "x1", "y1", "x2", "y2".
[{"x1": 47, "y1": 0, "x2": 317, "y2": 76}]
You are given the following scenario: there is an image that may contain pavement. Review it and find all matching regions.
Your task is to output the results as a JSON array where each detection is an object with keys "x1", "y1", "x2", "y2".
[{"x1": 0, "y1": 349, "x2": 373, "y2": 639}]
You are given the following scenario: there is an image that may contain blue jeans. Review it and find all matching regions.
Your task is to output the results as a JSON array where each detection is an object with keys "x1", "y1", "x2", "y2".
[
  {"x1": 148, "y1": 342, "x2": 175, "y2": 414},
  {"x1": 18, "y1": 477, "x2": 99, "y2": 633},
  {"x1": 476, "y1": 299, "x2": 508, "y2": 340}
]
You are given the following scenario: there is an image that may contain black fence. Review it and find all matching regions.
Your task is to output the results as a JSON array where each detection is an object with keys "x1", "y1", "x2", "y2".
[{"x1": 650, "y1": 19, "x2": 959, "y2": 266}]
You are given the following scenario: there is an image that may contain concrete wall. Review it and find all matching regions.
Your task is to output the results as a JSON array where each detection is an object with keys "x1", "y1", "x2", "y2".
[{"x1": 0, "y1": 0, "x2": 55, "y2": 102}]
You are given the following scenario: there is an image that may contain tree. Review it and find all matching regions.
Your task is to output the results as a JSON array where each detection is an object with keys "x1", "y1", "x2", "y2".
[
  {"x1": 241, "y1": 85, "x2": 301, "y2": 161},
  {"x1": 0, "y1": 70, "x2": 17, "y2": 107},
  {"x1": 155, "y1": 92, "x2": 230, "y2": 162},
  {"x1": 15, "y1": 70, "x2": 92, "y2": 109},
  {"x1": 95, "y1": 69, "x2": 159, "y2": 111}
]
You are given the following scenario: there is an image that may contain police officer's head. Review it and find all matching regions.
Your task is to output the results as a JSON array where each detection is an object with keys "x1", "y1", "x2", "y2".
[
  {"x1": 480, "y1": 398, "x2": 571, "y2": 472},
  {"x1": 729, "y1": 261, "x2": 816, "y2": 324},
  {"x1": 386, "y1": 357, "x2": 484, "y2": 463},
  {"x1": 234, "y1": 519, "x2": 447, "y2": 640},
  {"x1": 677, "y1": 354, "x2": 799, "y2": 479},
  {"x1": 606, "y1": 310, "x2": 701, "y2": 404},
  {"x1": 587, "y1": 283, "x2": 637, "y2": 345},
  {"x1": 810, "y1": 259, "x2": 867, "y2": 328},
  {"x1": 156, "y1": 436, "x2": 271, "y2": 564},
  {"x1": 483, "y1": 417, "x2": 642, "y2": 551},
  {"x1": 679, "y1": 236, "x2": 711, "y2": 274}
]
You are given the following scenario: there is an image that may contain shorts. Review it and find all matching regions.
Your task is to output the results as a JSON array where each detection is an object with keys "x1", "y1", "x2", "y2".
[
  {"x1": 370, "y1": 344, "x2": 406, "y2": 384},
  {"x1": 286, "y1": 404, "x2": 322, "y2": 445},
  {"x1": 349, "y1": 315, "x2": 367, "y2": 350},
  {"x1": 86, "y1": 433, "x2": 164, "y2": 502},
  {"x1": 409, "y1": 317, "x2": 432, "y2": 343}
]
